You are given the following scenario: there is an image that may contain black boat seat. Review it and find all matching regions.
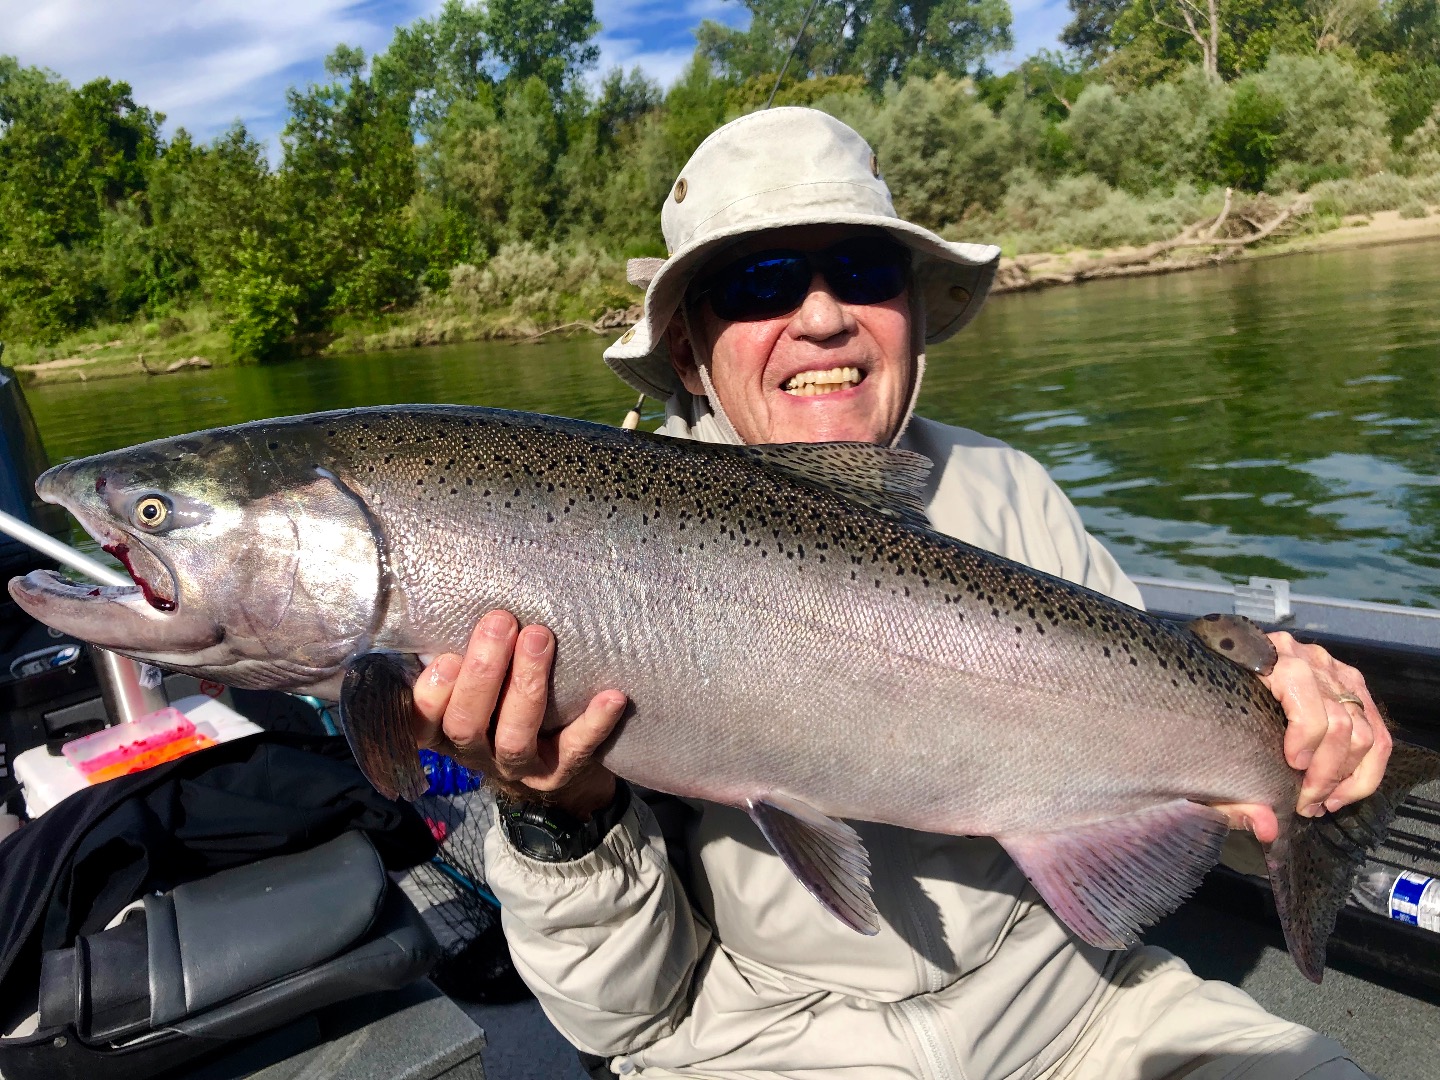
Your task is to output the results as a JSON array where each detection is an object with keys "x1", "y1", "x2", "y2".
[{"x1": 2, "y1": 830, "x2": 439, "y2": 1080}]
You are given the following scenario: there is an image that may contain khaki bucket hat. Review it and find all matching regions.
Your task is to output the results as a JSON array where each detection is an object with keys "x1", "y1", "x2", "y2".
[{"x1": 604, "y1": 106, "x2": 1002, "y2": 400}]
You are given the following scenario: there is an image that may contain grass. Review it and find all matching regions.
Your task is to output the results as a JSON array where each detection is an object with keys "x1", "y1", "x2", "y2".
[{"x1": 4, "y1": 305, "x2": 237, "y2": 384}]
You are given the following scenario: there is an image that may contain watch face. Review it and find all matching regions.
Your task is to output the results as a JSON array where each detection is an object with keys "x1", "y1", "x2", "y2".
[{"x1": 512, "y1": 820, "x2": 572, "y2": 862}]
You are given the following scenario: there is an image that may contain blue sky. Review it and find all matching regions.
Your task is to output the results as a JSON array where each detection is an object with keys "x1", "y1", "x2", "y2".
[{"x1": 0, "y1": 0, "x2": 1072, "y2": 146}]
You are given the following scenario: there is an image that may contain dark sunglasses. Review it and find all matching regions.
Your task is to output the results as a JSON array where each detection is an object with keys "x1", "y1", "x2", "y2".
[{"x1": 692, "y1": 236, "x2": 910, "y2": 322}]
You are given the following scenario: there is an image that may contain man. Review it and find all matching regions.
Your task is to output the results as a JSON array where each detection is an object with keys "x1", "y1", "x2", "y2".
[{"x1": 411, "y1": 109, "x2": 1387, "y2": 1078}]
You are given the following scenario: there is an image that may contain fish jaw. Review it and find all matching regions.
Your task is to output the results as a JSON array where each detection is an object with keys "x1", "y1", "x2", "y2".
[{"x1": 8, "y1": 569, "x2": 223, "y2": 655}]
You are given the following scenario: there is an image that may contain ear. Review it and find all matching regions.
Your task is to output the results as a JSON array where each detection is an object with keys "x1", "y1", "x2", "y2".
[{"x1": 665, "y1": 314, "x2": 706, "y2": 396}]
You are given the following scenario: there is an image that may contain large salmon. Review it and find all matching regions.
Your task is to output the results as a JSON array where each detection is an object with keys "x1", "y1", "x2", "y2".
[{"x1": 10, "y1": 405, "x2": 1438, "y2": 980}]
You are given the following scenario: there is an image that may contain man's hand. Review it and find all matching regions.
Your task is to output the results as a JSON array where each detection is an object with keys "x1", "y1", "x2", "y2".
[
  {"x1": 1215, "y1": 632, "x2": 1392, "y2": 844},
  {"x1": 410, "y1": 609, "x2": 627, "y2": 818}
]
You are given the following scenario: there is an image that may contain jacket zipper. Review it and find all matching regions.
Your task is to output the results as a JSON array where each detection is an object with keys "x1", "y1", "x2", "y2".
[{"x1": 890, "y1": 836, "x2": 965, "y2": 1080}]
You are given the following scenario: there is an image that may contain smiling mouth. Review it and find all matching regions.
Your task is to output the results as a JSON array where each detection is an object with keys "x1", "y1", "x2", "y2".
[{"x1": 782, "y1": 366, "x2": 863, "y2": 397}]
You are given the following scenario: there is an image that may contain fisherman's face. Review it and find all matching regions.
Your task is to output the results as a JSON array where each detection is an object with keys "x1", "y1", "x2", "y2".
[{"x1": 669, "y1": 225, "x2": 914, "y2": 446}]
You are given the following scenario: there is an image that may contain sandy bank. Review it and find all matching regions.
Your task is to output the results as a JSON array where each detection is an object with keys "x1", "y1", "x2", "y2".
[{"x1": 991, "y1": 205, "x2": 1440, "y2": 296}]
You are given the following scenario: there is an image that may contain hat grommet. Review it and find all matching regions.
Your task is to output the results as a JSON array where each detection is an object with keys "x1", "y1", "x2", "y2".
[
  {"x1": 620, "y1": 326, "x2": 636, "y2": 344},
  {"x1": 948, "y1": 285, "x2": 971, "y2": 304},
  {"x1": 673, "y1": 178, "x2": 688, "y2": 203}
]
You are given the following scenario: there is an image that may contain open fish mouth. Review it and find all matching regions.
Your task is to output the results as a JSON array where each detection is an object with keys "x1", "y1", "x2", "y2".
[
  {"x1": 8, "y1": 566, "x2": 219, "y2": 653},
  {"x1": 6, "y1": 508, "x2": 214, "y2": 653}
]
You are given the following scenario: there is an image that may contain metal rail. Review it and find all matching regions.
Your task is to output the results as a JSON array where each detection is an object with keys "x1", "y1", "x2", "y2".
[{"x1": 0, "y1": 505, "x2": 167, "y2": 722}]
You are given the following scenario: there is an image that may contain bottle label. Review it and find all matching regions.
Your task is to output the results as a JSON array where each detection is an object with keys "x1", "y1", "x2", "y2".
[{"x1": 1388, "y1": 871, "x2": 1440, "y2": 931}]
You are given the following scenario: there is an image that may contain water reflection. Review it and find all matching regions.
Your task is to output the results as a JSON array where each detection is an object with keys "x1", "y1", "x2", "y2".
[
  {"x1": 917, "y1": 241, "x2": 1440, "y2": 606},
  {"x1": 24, "y1": 241, "x2": 1440, "y2": 606}
]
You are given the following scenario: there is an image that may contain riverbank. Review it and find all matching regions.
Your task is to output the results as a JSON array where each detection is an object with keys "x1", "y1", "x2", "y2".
[
  {"x1": 9, "y1": 200, "x2": 1440, "y2": 387},
  {"x1": 989, "y1": 200, "x2": 1440, "y2": 295}
]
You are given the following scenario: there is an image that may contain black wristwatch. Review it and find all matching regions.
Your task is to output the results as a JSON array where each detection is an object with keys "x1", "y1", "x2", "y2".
[{"x1": 496, "y1": 782, "x2": 632, "y2": 862}]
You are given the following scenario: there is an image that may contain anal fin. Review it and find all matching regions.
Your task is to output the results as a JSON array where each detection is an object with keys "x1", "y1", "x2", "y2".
[
  {"x1": 746, "y1": 793, "x2": 879, "y2": 936},
  {"x1": 998, "y1": 800, "x2": 1230, "y2": 950},
  {"x1": 339, "y1": 651, "x2": 429, "y2": 802}
]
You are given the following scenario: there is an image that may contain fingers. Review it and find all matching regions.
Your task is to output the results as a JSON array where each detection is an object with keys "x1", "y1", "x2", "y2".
[
  {"x1": 1295, "y1": 695, "x2": 1356, "y2": 816},
  {"x1": 409, "y1": 610, "x2": 628, "y2": 814},
  {"x1": 491, "y1": 624, "x2": 556, "y2": 779},
  {"x1": 1260, "y1": 633, "x2": 1392, "y2": 817},
  {"x1": 412, "y1": 652, "x2": 463, "y2": 750},
  {"x1": 527, "y1": 689, "x2": 629, "y2": 796},
  {"x1": 1324, "y1": 697, "x2": 1392, "y2": 812},
  {"x1": 1212, "y1": 801, "x2": 1279, "y2": 844},
  {"x1": 448, "y1": 610, "x2": 522, "y2": 758}
]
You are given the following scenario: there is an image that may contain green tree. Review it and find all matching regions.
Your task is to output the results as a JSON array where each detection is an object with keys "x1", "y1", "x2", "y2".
[
  {"x1": 1209, "y1": 79, "x2": 1286, "y2": 186},
  {"x1": 0, "y1": 63, "x2": 163, "y2": 338},
  {"x1": 484, "y1": 0, "x2": 599, "y2": 96},
  {"x1": 1063, "y1": 0, "x2": 1130, "y2": 64},
  {"x1": 698, "y1": 0, "x2": 1013, "y2": 91},
  {"x1": 274, "y1": 45, "x2": 422, "y2": 333},
  {"x1": 374, "y1": 0, "x2": 492, "y2": 133}
]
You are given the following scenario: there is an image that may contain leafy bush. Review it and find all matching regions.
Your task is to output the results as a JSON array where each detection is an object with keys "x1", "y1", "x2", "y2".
[
  {"x1": 217, "y1": 241, "x2": 302, "y2": 361},
  {"x1": 970, "y1": 170, "x2": 1217, "y2": 252},
  {"x1": 1307, "y1": 171, "x2": 1431, "y2": 216},
  {"x1": 1398, "y1": 199, "x2": 1430, "y2": 218},
  {"x1": 1209, "y1": 80, "x2": 1288, "y2": 190},
  {"x1": 1403, "y1": 101, "x2": 1440, "y2": 158},
  {"x1": 1248, "y1": 55, "x2": 1388, "y2": 182},
  {"x1": 854, "y1": 75, "x2": 1010, "y2": 230},
  {"x1": 1065, "y1": 68, "x2": 1229, "y2": 194}
]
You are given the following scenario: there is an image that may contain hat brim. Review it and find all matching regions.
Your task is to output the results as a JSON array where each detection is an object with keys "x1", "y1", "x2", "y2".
[{"x1": 604, "y1": 212, "x2": 1001, "y2": 400}]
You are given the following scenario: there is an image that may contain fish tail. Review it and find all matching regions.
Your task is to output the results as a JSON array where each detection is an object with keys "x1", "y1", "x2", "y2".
[{"x1": 1266, "y1": 739, "x2": 1440, "y2": 983}]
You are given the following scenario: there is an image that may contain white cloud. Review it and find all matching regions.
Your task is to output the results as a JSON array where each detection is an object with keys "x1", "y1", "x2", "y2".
[
  {"x1": 0, "y1": 0, "x2": 1072, "y2": 152},
  {"x1": 0, "y1": 0, "x2": 438, "y2": 139},
  {"x1": 595, "y1": 40, "x2": 697, "y2": 87}
]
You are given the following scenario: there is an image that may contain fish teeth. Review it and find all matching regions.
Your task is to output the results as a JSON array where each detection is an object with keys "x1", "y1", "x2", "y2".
[{"x1": 783, "y1": 366, "x2": 862, "y2": 395}]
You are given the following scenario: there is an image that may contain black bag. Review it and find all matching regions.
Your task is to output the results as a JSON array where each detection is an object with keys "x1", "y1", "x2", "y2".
[{"x1": 0, "y1": 734, "x2": 441, "y2": 1078}]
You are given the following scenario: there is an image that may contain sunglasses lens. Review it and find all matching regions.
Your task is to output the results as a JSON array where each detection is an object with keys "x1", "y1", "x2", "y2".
[
  {"x1": 825, "y1": 240, "x2": 908, "y2": 305},
  {"x1": 701, "y1": 239, "x2": 909, "y2": 321},
  {"x1": 708, "y1": 253, "x2": 810, "y2": 322}
]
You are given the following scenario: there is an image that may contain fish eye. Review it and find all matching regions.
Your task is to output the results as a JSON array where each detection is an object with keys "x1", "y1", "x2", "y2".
[{"x1": 133, "y1": 495, "x2": 171, "y2": 530}]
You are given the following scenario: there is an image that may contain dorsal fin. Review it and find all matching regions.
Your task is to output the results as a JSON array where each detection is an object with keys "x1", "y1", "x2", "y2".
[{"x1": 739, "y1": 442, "x2": 933, "y2": 528}]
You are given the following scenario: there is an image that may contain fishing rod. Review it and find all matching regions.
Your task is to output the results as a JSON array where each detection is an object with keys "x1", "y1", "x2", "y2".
[
  {"x1": 0, "y1": 506, "x2": 169, "y2": 723},
  {"x1": 0, "y1": 506, "x2": 128, "y2": 587},
  {"x1": 765, "y1": 0, "x2": 826, "y2": 109}
]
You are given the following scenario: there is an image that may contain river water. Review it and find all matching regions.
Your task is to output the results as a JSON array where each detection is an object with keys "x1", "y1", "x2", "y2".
[{"x1": 24, "y1": 241, "x2": 1440, "y2": 607}]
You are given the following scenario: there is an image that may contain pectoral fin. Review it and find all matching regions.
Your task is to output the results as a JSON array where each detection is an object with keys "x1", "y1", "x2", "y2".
[
  {"x1": 339, "y1": 651, "x2": 429, "y2": 802},
  {"x1": 998, "y1": 800, "x2": 1229, "y2": 950},
  {"x1": 746, "y1": 793, "x2": 879, "y2": 935}
]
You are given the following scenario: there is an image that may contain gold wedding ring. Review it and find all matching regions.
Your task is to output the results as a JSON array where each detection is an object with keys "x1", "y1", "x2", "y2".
[{"x1": 1335, "y1": 693, "x2": 1364, "y2": 708}]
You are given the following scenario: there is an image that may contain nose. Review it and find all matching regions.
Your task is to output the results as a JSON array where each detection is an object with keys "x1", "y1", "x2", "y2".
[{"x1": 791, "y1": 271, "x2": 854, "y2": 341}]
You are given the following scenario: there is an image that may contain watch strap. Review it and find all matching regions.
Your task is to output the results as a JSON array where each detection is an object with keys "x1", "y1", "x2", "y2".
[{"x1": 496, "y1": 782, "x2": 632, "y2": 863}]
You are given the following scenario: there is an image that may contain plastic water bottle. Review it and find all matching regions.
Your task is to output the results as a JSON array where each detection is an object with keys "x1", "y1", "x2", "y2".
[
  {"x1": 1350, "y1": 866, "x2": 1440, "y2": 931},
  {"x1": 418, "y1": 749, "x2": 484, "y2": 797}
]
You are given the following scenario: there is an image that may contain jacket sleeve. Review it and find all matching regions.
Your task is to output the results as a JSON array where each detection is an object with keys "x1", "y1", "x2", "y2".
[{"x1": 482, "y1": 791, "x2": 711, "y2": 1056}]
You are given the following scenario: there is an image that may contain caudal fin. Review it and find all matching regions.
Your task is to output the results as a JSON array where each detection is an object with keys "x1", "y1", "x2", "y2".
[{"x1": 1266, "y1": 740, "x2": 1440, "y2": 982}]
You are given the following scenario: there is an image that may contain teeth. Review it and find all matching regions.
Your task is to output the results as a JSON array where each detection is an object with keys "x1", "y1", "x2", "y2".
[{"x1": 783, "y1": 366, "x2": 862, "y2": 395}]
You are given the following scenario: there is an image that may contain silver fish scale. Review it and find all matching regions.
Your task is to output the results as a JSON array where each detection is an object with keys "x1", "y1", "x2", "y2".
[{"x1": 251, "y1": 405, "x2": 1297, "y2": 838}]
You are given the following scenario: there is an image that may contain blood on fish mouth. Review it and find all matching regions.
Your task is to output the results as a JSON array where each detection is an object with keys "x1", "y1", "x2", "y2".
[{"x1": 103, "y1": 541, "x2": 177, "y2": 612}]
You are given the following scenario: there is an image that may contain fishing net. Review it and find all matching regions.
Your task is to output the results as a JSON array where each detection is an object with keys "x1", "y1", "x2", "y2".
[{"x1": 400, "y1": 750, "x2": 531, "y2": 1003}]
